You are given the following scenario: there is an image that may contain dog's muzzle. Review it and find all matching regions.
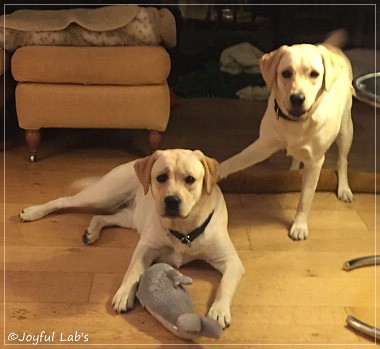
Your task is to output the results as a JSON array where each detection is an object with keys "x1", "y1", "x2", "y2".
[
  {"x1": 164, "y1": 195, "x2": 181, "y2": 216},
  {"x1": 289, "y1": 93, "x2": 306, "y2": 118}
]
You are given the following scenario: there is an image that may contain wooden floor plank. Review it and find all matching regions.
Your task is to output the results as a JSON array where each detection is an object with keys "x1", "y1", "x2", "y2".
[
  {"x1": 5, "y1": 245, "x2": 134, "y2": 273},
  {"x1": 5, "y1": 271, "x2": 93, "y2": 303}
]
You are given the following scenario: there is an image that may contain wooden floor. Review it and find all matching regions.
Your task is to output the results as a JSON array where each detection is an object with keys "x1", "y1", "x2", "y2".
[
  {"x1": 2, "y1": 143, "x2": 378, "y2": 348},
  {"x1": 1, "y1": 95, "x2": 378, "y2": 347}
]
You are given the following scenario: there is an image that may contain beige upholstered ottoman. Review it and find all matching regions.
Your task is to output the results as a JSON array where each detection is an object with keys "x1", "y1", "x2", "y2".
[{"x1": 11, "y1": 45, "x2": 171, "y2": 161}]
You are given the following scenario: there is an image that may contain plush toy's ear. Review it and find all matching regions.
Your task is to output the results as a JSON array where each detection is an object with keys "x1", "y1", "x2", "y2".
[
  {"x1": 259, "y1": 46, "x2": 287, "y2": 90},
  {"x1": 317, "y1": 45, "x2": 341, "y2": 92},
  {"x1": 193, "y1": 150, "x2": 219, "y2": 195},
  {"x1": 134, "y1": 152, "x2": 159, "y2": 195},
  {"x1": 166, "y1": 268, "x2": 193, "y2": 287}
]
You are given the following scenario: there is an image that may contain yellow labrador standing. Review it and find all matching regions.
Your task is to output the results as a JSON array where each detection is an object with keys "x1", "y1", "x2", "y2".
[
  {"x1": 20, "y1": 149, "x2": 245, "y2": 329},
  {"x1": 220, "y1": 30, "x2": 354, "y2": 240}
]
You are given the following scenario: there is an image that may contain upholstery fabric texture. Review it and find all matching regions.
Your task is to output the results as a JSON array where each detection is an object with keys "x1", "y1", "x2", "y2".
[
  {"x1": 1, "y1": 6, "x2": 176, "y2": 50},
  {"x1": 12, "y1": 46, "x2": 171, "y2": 85},
  {"x1": 15, "y1": 82, "x2": 170, "y2": 131}
]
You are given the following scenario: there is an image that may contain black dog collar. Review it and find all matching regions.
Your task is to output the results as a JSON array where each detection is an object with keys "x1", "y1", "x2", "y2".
[
  {"x1": 274, "y1": 100, "x2": 299, "y2": 122},
  {"x1": 169, "y1": 211, "x2": 214, "y2": 247}
]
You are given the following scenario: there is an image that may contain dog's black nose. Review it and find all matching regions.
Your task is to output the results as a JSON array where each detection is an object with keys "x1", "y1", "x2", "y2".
[
  {"x1": 165, "y1": 195, "x2": 181, "y2": 213},
  {"x1": 290, "y1": 93, "x2": 305, "y2": 107}
]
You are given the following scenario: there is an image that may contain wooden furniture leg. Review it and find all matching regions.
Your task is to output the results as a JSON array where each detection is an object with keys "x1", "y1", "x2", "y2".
[
  {"x1": 148, "y1": 130, "x2": 162, "y2": 153},
  {"x1": 25, "y1": 129, "x2": 41, "y2": 162}
]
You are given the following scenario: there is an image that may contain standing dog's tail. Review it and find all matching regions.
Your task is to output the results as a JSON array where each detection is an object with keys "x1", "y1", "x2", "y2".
[{"x1": 324, "y1": 28, "x2": 348, "y2": 48}]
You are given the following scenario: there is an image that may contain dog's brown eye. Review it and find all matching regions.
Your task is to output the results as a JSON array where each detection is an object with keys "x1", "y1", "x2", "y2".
[
  {"x1": 185, "y1": 176, "x2": 196, "y2": 185},
  {"x1": 310, "y1": 70, "x2": 320, "y2": 78},
  {"x1": 282, "y1": 70, "x2": 292, "y2": 79},
  {"x1": 156, "y1": 174, "x2": 168, "y2": 183}
]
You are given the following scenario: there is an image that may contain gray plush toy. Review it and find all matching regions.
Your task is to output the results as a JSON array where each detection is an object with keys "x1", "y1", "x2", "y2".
[{"x1": 136, "y1": 263, "x2": 222, "y2": 340}]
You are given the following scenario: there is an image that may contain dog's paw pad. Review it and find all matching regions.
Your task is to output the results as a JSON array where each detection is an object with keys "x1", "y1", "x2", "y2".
[
  {"x1": 338, "y1": 188, "x2": 353, "y2": 203},
  {"x1": 289, "y1": 223, "x2": 309, "y2": 241},
  {"x1": 208, "y1": 303, "x2": 231, "y2": 329}
]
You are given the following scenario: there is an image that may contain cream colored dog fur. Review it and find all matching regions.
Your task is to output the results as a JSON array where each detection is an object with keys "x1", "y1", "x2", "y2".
[
  {"x1": 220, "y1": 30, "x2": 354, "y2": 240},
  {"x1": 20, "y1": 149, "x2": 245, "y2": 329}
]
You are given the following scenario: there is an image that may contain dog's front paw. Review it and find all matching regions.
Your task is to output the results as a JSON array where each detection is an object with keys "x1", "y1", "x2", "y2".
[
  {"x1": 208, "y1": 302, "x2": 231, "y2": 329},
  {"x1": 19, "y1": 206, "x2": 43, "y2": 222},
  {"x1": 337, "y1": 187, "x2": 353, "y2": 203},
  {"x1": 112, "y1": 285, "x2": 137, "y2": 313},
  {"x1": 289, "y1": 222, "x2": 309, "y2": 241}
]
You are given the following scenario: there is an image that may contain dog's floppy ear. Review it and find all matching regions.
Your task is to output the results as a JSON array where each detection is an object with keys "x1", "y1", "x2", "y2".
[
  {"x1": 317, "y1": 45, "x2": 340, "y2": 92},
  {"x1": 259, "y1": 46, "x2": 286, "y2": 90},
  {"x1": 194, "y1": 150, "x2": 219, "y2": 195},
  {"x1": 134, "y1": 152, "x2": 159, "y2": 195}
]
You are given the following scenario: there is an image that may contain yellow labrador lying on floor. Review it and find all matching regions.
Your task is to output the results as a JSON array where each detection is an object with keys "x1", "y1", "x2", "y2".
[
  {"x1": 220, "y1": 30, "x2": 354, "y2": 241},
  {"x1": 20, "y1": 149, "x2": 245, "y2": 329}
]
